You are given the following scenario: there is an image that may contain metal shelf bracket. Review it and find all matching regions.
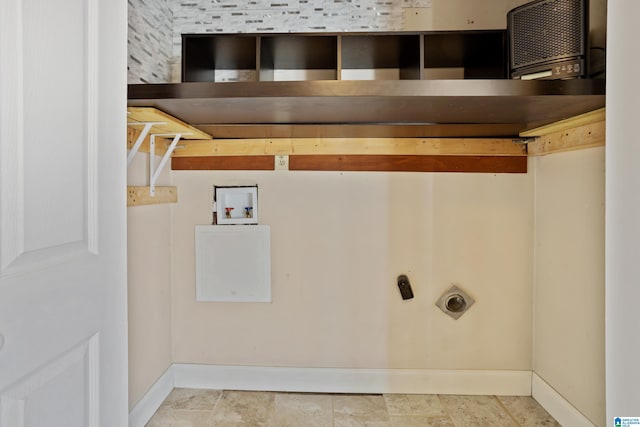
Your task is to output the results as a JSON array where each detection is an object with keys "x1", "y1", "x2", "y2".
[
  {"x1": 126, "y1": 121, "x2": 166, "y2": 166},
  {"x1": 149, "y1": 133, "x2": 191, "y2": 196},
  {"x1": 127, "y1": 121, "x2": 192, "y2": 197}
]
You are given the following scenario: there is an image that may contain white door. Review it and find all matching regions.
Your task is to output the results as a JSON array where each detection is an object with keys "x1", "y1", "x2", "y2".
[{"x1": 0, "y1": 0, "x2": 128, "y2": 426}]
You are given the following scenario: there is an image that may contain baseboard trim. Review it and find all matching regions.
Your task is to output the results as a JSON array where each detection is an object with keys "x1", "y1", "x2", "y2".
[
  {"x1": 128, "y1": 365, "x2": 534, "y2": 426},
  {"x1": 531, "y1": 373, "x2": 596, "y2": 427},
  {"x1": 129, "y1": 365, "x2": 175, "y2": 427},
  {"x1": 173, "y1": 364, "x2": 532, "y2": 396},
  {"x1": 129, "y1": 366, "x2": 602, "y2": 426}
]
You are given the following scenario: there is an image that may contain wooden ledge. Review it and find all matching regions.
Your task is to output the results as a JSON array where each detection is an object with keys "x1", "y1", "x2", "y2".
[
  {"x1": 526, "y1": 120, "x2": 605, "y2": 156},
  {"x1": 127, "y1": 107, "x2": 211, "y2": 140},
  {"x1": 127, "y1": 186, "x2": 178, "y2": 206},
  {"x1": 520, "y1": 108, "x2": 605, "y2": 137}
]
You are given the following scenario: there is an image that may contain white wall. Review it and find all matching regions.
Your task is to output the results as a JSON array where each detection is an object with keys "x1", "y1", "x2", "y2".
[
  {"x1": 533, "y1": 148, "x2": 605, "y2": 427},
  {"x1": 606, "y1": 0, "x2": 640, "y2": 419},
  {"x1": 170, "y1": 171, "x2": 533, "y2": 371},
  {"x1": 127, "y1": 155, "x2": 173, "y2": 409}
]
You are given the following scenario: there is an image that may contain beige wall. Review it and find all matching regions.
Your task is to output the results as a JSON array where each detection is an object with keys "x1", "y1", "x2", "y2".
[
  {"x1": 431, "y1": 0, "x2": 606, "y2": 36},
  {"x1": 532, "y1": 148, "x2": 605, "y2": 426},
  {"x1": 170, "y1": 171, "x2": 533, "y2": 370},
  {"x1": 127, "y1": 155, "x2": 173, "y2": 409},
  {"x1": 431, "y1": 0, "x2": 528, "y2": 30},
  {"x1": 127, "y1": 147, "x2": 606, "y2": 422}
]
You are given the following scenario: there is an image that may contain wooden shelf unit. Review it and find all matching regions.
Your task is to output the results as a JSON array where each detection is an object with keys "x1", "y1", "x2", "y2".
[
  {"x1": 129, "y1": 30, "x2": 605, "y2": 178},
  {"x1": 181, "y1": 30, "x2": 507, "y2": 83}
]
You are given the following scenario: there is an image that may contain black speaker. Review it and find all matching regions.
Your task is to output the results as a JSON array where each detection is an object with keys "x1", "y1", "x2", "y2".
[{"x1": 508, "y1": 0, "x2": 588, "y2": 79}]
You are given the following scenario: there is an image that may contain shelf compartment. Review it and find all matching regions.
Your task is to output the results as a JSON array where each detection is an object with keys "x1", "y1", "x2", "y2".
[
  {"x1": 423, "y1": 31, "x2": 507, "y2": 79},
  {"x1": 182, "y1": 34, "x2": 258, "y2": 82},
  {"x1": 340, "y1": 34, "x2": 422, "y2": 80},
  {"x1": 259, "y1": 35, "x2": 338, "y2": 81}
]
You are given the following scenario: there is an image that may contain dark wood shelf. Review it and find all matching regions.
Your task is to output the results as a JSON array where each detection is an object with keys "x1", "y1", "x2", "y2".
[
  {"x1": 139, "y1": 31, "x2": 606, "y2": 139},
  {"x1": 127, "y1": 79, "x2": 605, "y2": 138}
]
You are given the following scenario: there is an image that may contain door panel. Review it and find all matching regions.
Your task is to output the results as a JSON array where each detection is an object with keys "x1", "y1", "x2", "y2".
[
  {"x1": 22, "y1": 0, "x2": 92, "y2": 253},
  {"x1": 1, "y1": 335, "x2": 99, "y2": 427},
  {"x1": 0, "y1": 0, "x2": 127, "y2": 425}
]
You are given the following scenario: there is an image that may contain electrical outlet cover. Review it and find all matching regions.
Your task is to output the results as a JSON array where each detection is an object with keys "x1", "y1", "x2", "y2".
[{"x1": 275, "y1": 155, "x2": 289, "y2": 171}]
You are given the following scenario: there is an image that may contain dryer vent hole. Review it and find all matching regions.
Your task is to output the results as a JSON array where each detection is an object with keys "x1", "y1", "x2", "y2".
[{"x1": 445, "y1": 294, "x2": 467, "y2": 312}]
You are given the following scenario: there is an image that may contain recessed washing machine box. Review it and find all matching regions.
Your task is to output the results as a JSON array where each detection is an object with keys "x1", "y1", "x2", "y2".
[
  {"x1": 195, "y1": 225, "x2": 271, "y2": 302},
  {"x1": 215, "y1": 186, "x2": 259, "y2": 225}
]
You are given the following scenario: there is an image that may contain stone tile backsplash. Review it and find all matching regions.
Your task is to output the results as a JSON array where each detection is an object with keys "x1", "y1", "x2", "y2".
[
  {"x1": 128, "y1": 0, "x2": 173, "y2": 83},
  {"x1": 129, "y1": 0, "x2": 432, "y2": 83}
]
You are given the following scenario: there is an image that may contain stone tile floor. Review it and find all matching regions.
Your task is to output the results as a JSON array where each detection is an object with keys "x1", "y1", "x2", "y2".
[{"x1": 146, "y1": 388, "x2": 560, "y2": 426}]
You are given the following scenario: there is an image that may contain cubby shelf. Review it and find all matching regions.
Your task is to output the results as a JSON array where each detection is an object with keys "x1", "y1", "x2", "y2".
[
  {"x1": 181, "y1": 31, "x2": 508, "y2": 83},
  {"x1": 129, "y1": 31, "x2": 605, "y2": 148}
]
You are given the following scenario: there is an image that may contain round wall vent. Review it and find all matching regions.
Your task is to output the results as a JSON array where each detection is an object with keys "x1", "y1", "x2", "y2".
[{"x1": 436, "y1": 285, "x2": 475, "y2": 320}]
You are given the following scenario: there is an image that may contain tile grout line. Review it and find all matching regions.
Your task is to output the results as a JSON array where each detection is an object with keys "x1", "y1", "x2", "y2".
[
  {"x1": 381, "y1": 393, "x2": 391, "y2": 425},
  {"x1": 494, "y1": 395, "x2": 523, "y2": 427},
  {"x1": 206, "y1": 390, "x2": 224, "y2": 427},
  {"x1": 436, "y1": 394, "x2": 459, "y2": 427},
  {"x1": 331, "y1": 392, "x2": 335, "y2": 427},
  {"x1": 267, "y1": 391, "x2": 275, "y2": 427}
]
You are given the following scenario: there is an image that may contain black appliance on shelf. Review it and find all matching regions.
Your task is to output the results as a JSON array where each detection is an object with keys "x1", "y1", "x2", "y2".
[{"x1": 508, "y1": 0, "x2": 588, "y2": 80}]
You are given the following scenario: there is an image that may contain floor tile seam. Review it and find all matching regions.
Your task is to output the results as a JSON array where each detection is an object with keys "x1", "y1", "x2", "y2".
[
  {"x1": 269, "y1": 391, "x2": 278, "y2": 426},
  {"x1": 385, "y1": 394, "x2": 455, "y2": 419},
  {"x1": 331, "y1": 392, "x2": 335, "y2": 427},
  {"x1": 389, "y1": 414, "x2": 451, "y2": 419},
  {"x1": 436, "y1": 394, "x2": 459, "y2": 427},
  {"x1": 381, "y1": 392, "x2": 392, "y2": 421},
  {"x1": 494, "y1": 395, "x2": 523, "y2": 427},
  {"x1": 168, "y1": 407, "x2": 215, "y2": 413},
  {"x1": 205, "y1": 407, "x2": 216, "y2": 427},
  {"x1": 208, "y1": 390, "x2": 224, "y2": 420},
  {"x1": 147, "y1": 407, "x2": 215, "y2": 426}
]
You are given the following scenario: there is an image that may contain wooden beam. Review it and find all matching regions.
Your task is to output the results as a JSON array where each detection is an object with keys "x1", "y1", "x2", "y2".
[
  {"x1": 172, "y1": 156, "x2": 275, "y2": 170},
  {"x1": 172, "y1": 138, "x2": 526, "y2": 157},
  {"x1": 171, "y1": 155, "x2": 527, "y2": 173},
  {"x1": 289, "y1": 155, "x2": 527, "y2": 173},
  {"x1": 291, "y1": 138, "x2": 525, "y2": 156},
  {"x1": 127, "y1": 186, "x2": 177, "y2": 206},
  {"x1": 127, "y1": 107, "x2": 211, "y2": 139},
  {"x1": 527, "y1": 120, "x2": 605, "y2": 156},
  {"x1": 520, "y1": 107, "x2": 605, "y2": 137}
]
